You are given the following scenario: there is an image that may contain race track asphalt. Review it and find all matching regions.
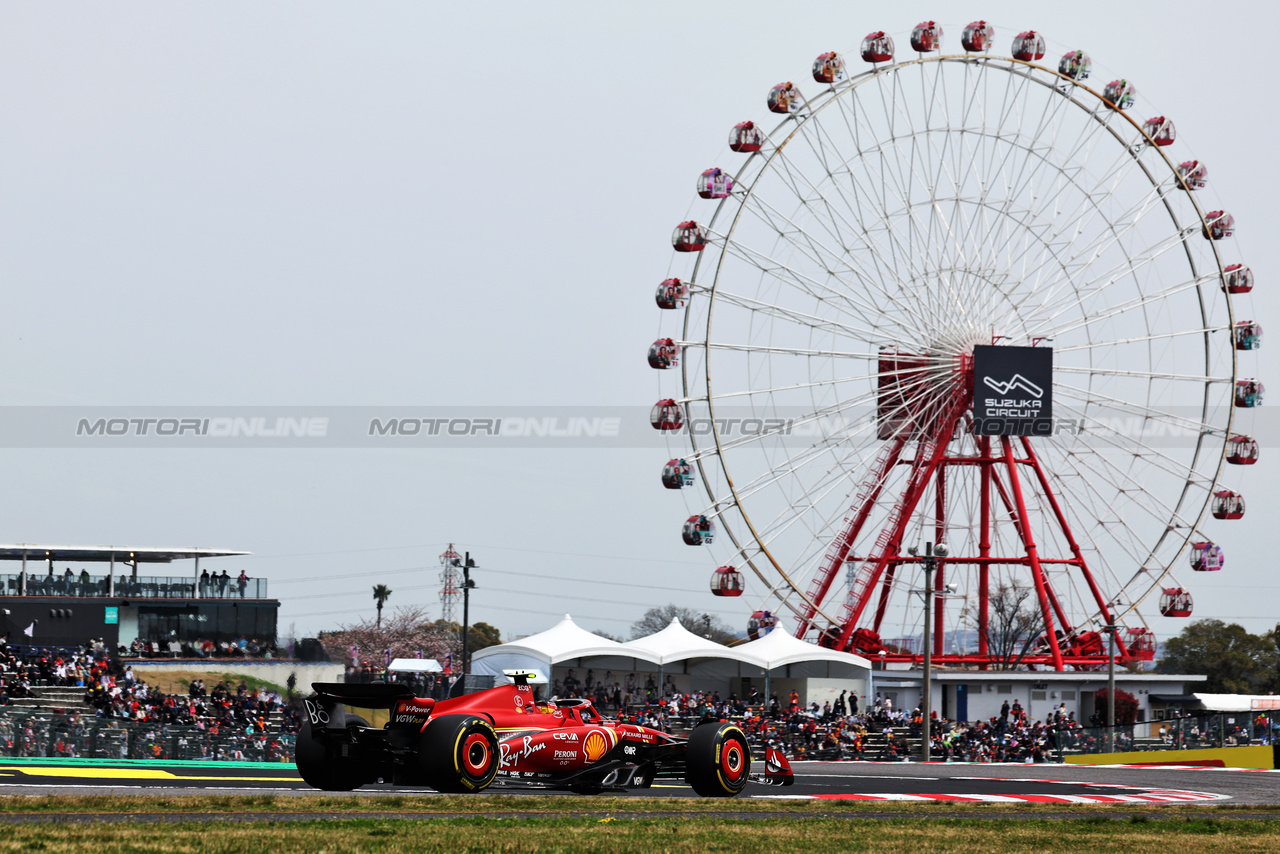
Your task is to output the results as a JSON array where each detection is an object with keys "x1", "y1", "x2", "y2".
[{"x1": 0, "y1": 758, "x2": 1274, "y2": 807}]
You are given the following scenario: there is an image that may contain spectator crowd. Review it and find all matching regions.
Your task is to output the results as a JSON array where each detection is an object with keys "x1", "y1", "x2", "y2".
[
  {"x1": 0, "y1": 637, "x2": 302, "y2": 761},
  {"x1": 123, "y1": 637, "x2": 277, "y2": 659}
]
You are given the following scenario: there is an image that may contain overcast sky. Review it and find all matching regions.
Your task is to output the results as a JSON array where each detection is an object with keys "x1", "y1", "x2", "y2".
[{"x1": 0, "y1": 2, "x2": 1274, "y2": 645}]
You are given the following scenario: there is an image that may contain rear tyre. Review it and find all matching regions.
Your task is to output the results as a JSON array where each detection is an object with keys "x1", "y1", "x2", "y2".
[
  {"x1": 418, "y1": 714, "x2": 500, "y2": 793},
  {"x1": 685, "y1": 722, "x2": 751, "y2": 798},
  {"x1": 294, "y1": 714, "x2": 371, "y2": 792}
]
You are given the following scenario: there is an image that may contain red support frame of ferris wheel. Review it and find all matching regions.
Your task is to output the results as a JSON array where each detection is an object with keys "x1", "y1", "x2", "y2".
[{"x1": 796, "y1": 377, "x2": 1130, "y2": 671}]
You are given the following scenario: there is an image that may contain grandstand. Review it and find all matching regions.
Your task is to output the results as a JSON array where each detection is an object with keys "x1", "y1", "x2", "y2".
[{"x1": 0, "y1": 544, "x2": 277, "y2": 652}]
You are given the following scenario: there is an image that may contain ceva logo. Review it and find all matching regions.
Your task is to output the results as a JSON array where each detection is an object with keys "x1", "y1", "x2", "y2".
[{"x1": 982, "y1": 374, "x2": 1045, "y2": 398}]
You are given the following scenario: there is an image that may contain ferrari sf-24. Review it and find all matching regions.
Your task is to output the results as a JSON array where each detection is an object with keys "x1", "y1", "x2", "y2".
[{"x1": 296, "y1": 671, "x2": 794, "y2": 796}]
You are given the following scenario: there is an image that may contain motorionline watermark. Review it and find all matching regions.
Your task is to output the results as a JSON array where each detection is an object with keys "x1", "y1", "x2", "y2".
[
  {"x1": 77, "y1": 417, "x2": 330, "y2": 438},
  {"x1": 0, "y1": 406, "x2": 1258, "y2": 448}
]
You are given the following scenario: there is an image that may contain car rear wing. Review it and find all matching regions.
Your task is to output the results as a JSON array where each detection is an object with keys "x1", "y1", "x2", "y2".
[
  {"x1": 312, "y1": 682, "x2": 414, "y2": 707},
  {"x1": 304, "y1": 682, "x2": 417, "y2": 730}
]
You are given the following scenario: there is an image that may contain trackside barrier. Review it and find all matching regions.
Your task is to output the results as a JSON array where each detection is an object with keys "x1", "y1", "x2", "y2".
[
  {"x1": 1052, "y1": 712, "x2": 1280, "y2": 759},
  {"x1": 0, "y1": 709, "x2": 296, "y2": 762},
  {"x1": 1065, "y1": 744, "x2": 1277, "y2": 769}
]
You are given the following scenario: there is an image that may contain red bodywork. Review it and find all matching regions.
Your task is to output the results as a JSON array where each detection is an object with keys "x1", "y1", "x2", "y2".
[{"x1": 417, "y1": 683, "x2": 671, "y2": 776}]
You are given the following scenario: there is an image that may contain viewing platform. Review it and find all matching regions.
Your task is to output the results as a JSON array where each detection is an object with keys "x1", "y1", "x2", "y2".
[{"x1": 0, "y1": 543, "x2": 274, "y2": 650}]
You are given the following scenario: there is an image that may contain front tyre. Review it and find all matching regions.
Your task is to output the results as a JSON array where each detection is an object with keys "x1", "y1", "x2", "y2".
[
  {"x1": 685, "y1": 722, "x2": 751, "y2": 797},
  {"x1": 418, "y1": 714, "x2": 500, "y2": 793}
]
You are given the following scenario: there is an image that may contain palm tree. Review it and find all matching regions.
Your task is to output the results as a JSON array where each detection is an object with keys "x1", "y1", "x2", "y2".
[{"x1": 372, "y1": 584, "x2": 392, "y2": 628}]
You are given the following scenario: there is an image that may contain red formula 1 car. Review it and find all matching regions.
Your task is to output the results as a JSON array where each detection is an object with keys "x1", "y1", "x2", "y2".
[{"x1": 296, "y1": 672, "x2": 794, "y2": 797}]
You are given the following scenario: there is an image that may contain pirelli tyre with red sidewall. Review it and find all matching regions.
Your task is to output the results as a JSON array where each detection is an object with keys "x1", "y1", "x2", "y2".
[
  {"x1": 685, "y1": 721, "x2": 751, "y2": 797},
  {"x1": 418, "y1": 714, "x2": 501, "y2": 793}
]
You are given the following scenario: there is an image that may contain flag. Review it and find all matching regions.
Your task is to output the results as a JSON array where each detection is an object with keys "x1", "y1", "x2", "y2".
[{"x1": 23, "y1": 622, "x2": 34, "y2": 637}]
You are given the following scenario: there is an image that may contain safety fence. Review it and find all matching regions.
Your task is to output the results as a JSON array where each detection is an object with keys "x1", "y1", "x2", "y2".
[
  {"x1": 0, "y1": 708, "x2": 296, "y2": 762},
  {"x1": 1, "y1": 706, "x2": 1274, "y2": 765},
  {"x1": 1058, "y1": 711, "x2": 1280, "y2": 755}
]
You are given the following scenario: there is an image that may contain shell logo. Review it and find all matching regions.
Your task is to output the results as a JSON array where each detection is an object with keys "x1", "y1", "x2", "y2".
[{"x1": 582, "y1": 729, "x2": 612, "y2": 762}]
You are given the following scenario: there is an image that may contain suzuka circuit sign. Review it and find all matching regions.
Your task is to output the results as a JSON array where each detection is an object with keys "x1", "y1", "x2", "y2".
[{"x1": 972, "y1": 345, "x2": 1053, "y2": 436}]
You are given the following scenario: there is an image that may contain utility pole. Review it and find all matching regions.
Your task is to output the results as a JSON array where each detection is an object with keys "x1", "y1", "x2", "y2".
[
  {"x1": 1106, "y1": 620, "x2": 1117, "y2": 753},
  {"x1": 909, "y1": 541, "x2": 948, "y2": 763},
  {"x1": 460, "y1": 552, "x2": 478, "y2": 683}
]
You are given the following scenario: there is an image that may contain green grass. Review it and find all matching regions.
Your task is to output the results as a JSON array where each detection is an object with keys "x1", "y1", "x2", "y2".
[
  {"x1": 0, "y1": 813, "x2": 1278, "y2": 853},
  {"x1": 131, "y1": 670, "x2": 290, "y2": 698},
  {"x1": 0, "y1": 794, "x2": 1277, "y2": 817}
]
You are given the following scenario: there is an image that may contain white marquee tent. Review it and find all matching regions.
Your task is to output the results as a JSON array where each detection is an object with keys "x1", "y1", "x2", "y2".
[
  {"x1": 621, "y1": 617, "x2": 758, "y2": 666},
  {"x1": 470, "y1": 614, "x2": 870, "y2": 698}
]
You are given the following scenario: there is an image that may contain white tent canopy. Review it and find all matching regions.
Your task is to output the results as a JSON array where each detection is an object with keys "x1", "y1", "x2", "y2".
[
  {"x1": 471, "y1": 614, "x2": 870, "y2": 690},
  {"x1": 387, "y1": 658, "x2": 442, "y2": 673},
  {"x1": 620, "y1": 617, "x2": 757, "y2": 666},
  {"x1": 735, "y1": 626, "x2": 871, "y2": 671},
  {"x1": 470, "y1": 614, "x2": 659, "y2": 683},
  {"x1": 1192, "y1": 693, "x2": 1276, "y2": 713}
]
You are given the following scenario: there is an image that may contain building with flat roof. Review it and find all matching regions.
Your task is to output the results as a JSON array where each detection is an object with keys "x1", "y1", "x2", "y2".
[{"x1": 0, "y1": 543, "x2": 276, "y2": 651}]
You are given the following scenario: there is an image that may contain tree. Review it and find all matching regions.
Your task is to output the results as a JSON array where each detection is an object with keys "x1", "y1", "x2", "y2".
[
  {"x1": 372, "y1": 584, "x2": 392, "y2": 628},
  {"x1": 979, "y1": 585, "x2": 1047, "y2": 670},
  {"x1": 630, "y1": 604, "x2": 735, "y2": 644},
  {"x1": 419, "y1": 619, "x2": 503, "y2": 660},
  {"x1": 1094, "y1": 688, "x2": 1139, "y2": 726},
  {"x1": 466, "y1": 621, "x2": 502, "y2": 652},
  {"x1": 320, "y1": 605, "x2": 454, "y2": 665},
  {"x1": 1157, "y1": 619, "x2": 1279, "y2": 693}
]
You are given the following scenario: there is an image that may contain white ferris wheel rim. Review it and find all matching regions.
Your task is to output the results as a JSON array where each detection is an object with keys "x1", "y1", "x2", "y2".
[{"x1": 663, "y1": 52, "x2": 1247, "y2": 641}]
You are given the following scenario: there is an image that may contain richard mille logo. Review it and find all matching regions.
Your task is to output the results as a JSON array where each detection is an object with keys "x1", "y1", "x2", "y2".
[{"x1": 982, "y1": 374, "x2": 1045, "y2": 399}]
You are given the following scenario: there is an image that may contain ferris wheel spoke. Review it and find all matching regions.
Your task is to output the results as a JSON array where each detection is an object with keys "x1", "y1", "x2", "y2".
[
  {"x1": 1054, "y1": 327, "x2": 1225, "y2": 352},
  {"x1": 1055, "y1": 365, "x2": 1230, "y2": 384},
  {"x1": 1044, "y1": 442, "x2": 1203, "y2": 554},
  {"x1": 939, "y1": 81, "x2": 1126, "y2": 322},
  {"x1": 695, "y1": 391, "x2": 880, "y2": 461},
  {"x1": 761, "y1": 131, "x2": 943, "y2": 328},
  {"x1": 858, "y1": 73, "x2": 942, "y2": 293},
  {"x1": 710, "y1": 236, "x2": 876, "y2": 327},
  {"x1": 693, "y1": 341, "x2": 881, "y2": 360},
  {"x1": 701, "y1": 288, "x2": 884, "y2": 342},
  {"x1": 726, "y1": 190, "x2": 921, "y2": 328},
  {"x1": 956, "y1": 71, "x2": 1077, "y2": 269},
  {"x1": 1025, "y1": 159, "x2": 1179, "y2": 301},
  {"x1": 1022, "y1": 181, "x2": 1190, "y2": 319},
  {"x1": 974, "y1": 93, "x2": 1163, "y2": 308},
  {"x1": 990, "y1": 158, "x2": 1159, "y2": 311},
  {"x1": 713, "y1": 224, "x2": 933, "y2": 337},
  {"x1": 707, "y1": 370, "x2": 886, "y2": 401},
  {"x1": 1054, "y1": 381, "x2": 1223, "y2": 433},
  {"x1": 1030, "y1": 273, "x2": 1211, "y2": 337},
  {"x1": 1052, "y1": 396, "x2": 1222, "y2": 481}
]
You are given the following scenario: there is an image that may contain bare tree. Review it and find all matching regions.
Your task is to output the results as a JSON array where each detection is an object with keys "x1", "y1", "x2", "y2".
[
  {"x1": 630, "y1": 604, "x2": 735, "y2": 643},
  {"x1": 980, "y1": 585, "x2": 1047, "y2": 671}
]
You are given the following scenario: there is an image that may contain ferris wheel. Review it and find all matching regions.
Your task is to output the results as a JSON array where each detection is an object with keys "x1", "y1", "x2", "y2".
[{"x1": 650, "y1": 21, "x2": 1260, "y2": 670}]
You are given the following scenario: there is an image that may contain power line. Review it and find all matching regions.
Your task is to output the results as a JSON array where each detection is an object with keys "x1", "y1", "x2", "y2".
[
  {"x1": 284, "y1": 600, "x2": 639, "y2": 628},
  {"x1": 244, "y1": 541, "x2": 705, "y2": 569}
]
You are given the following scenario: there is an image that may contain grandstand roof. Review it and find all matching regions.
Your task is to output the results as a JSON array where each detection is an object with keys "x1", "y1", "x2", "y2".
[{"x1": 0, "y1": 544, "x2": 250, "y2": 563}]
